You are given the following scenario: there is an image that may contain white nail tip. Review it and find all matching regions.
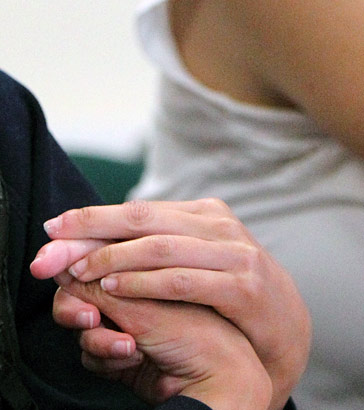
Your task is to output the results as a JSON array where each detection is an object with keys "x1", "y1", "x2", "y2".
[
  {"x1": 126, "y1": 341, "x2": 131, "y2": 356},
  {"x1": 88, "y1": 312, "x2": 94, "y2": 328},
  {"x1": 68, "y1": 267, "x2": 78, "y2": 278}
]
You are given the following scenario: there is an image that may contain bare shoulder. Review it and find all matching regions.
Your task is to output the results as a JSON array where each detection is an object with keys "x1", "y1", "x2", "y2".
[
  {"x1": 169, "y1": 0, "x2": 364, "y2": 156},
  {"x1": 234, "y1": 0, "x2": 364, "y2": 154},
  {"x1": 168, "y1": 0, "x2": 297, "y2": 108}
]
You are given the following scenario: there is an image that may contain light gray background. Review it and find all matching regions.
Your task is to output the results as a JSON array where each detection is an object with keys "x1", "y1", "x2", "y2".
[{"x1": 0, "y1": 0, "x2": 156, "y2": 159}]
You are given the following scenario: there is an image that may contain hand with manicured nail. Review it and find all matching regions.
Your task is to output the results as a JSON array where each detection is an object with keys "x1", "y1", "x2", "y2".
[
  {"x1": 31, "y1": 238, "x2": 144, "y2": 372},
  {"x1": 53, "y1": 272, "x2": 273, "y2": 410},
  {"x1": 31, "y1": 199, "x2": 311, "y2": 410}
]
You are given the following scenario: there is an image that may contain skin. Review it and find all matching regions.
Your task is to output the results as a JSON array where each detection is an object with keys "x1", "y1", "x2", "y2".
[
  {"x1": 31, "y1": 199, "x2": 312, "y2": 410},
  {"x1": 51, "y1": 272, "x2": 273, "y2": 410},
  {"x1": 170, "y1": 0, "x2": 364, "y2": 157},
  {"x1": 26, "y1": 1, "x2": 364, "y2": 408},
  {"x1": 32, "y1": 0, "x2": 364, "y2": 406}
]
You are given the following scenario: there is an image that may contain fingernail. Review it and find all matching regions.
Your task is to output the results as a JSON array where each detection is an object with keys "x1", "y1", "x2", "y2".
[
  {"x1": 43, "y1": 216, "x2": 63, "y2": 236},
  {"x1": 29, "y1": 257, "x2": 43, "y2": 271},
  {"x1": 30, "y1": 243, "x2": 53, "y2": 267},
  {"x1": 76, "y1": 311, "x2": 95, "y2": 328},
  {"x1": 100, "y1": 277, "x2": 118, "y2": 292},
  {"x1": 33, "y1": 247, "x2": 47, "y2": 262},
  {"x1": 69, "y1": 259, "x2": 88, "y2": 278},
  {"x1": 54, "y1": 272, "x2": 73, "y2": 287},
  {"x1": 111, "y1": 340, "x2": 132, "y2": 357}
]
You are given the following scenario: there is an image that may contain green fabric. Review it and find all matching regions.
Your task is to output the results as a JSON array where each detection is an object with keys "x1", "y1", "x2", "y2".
[{"x1": 70, "y1": 155, "x2": 144, "y2": 204}]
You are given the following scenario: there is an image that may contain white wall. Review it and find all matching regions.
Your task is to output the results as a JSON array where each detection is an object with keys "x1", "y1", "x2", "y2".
[{"x1": 0, "y1": 0, "x2": 156, "y2": 159}]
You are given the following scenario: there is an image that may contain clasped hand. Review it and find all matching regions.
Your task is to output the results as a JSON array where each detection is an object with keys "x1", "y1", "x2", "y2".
[{"x1": 31, "y1": 199, "x2": 311, "y2": 410}]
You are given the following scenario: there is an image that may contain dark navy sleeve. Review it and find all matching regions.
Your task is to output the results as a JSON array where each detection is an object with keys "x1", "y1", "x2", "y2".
[
  {"x1": 0, "y1": 70, "x2": 299, "y2": 410},
  {"x1": 0, "y1": 70, "x2": 149, "y2": 410}
]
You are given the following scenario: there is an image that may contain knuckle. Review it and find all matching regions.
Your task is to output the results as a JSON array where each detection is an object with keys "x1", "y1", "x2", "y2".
[
  {"x1": 83, "y1": 281, "x2": 105, "y2": 305},
  {"x1": 75, "y1": 207, "x2": 95, "y2": 230},
  {"x1": 94, "y1": 245, "x2": 114, "y2": 268},
  {"x1": 62, "y1": 207, "x2": 96, "y2": 232},
  {"x1": 155, "y1": 377, "x2": 181, "y2": 403},
  {"x1": 149, "y1": 235, "x2": 175, "y2": 258},
  {"x1": 126, "y1": 275, "x2": 144, "y2": 297},
  {"x1": 198, "y1": 197, "x2": 230, "y2": 213},
  {"x1": 169, "y1": 269, "x2": 193, "y2": 297},
  {"x1": 230, "y1": 242, "x2": 261, "y2": 271},
  {"x1": 124, "y1": 200, "x2": 153, "y2": 227},
  {"x1": 235, "y1": 272, "x2": 264, "y2": 302},
  {"x1": 214, "y1": 217, "x2": 243, "y2": 239},
  {"x1": 244, "y1": 245, "x2": 262, "y2": 271}
]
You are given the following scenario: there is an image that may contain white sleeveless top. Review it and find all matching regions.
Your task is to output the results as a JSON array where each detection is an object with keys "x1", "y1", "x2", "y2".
[{"x1": 131, "y1": 1, "x2": 364, "y2": 408}]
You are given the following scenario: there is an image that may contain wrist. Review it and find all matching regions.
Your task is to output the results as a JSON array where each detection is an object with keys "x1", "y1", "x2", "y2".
[{"x1": 180, "y1": 370, "x2": 272, "y2": 410}]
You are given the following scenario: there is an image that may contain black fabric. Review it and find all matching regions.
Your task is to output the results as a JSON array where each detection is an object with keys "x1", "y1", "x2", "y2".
[
  {"x1": 0, "y1": 70, "x2": 149, "y2": 410},
  {"x1": 0, "y1": 174, "x2": 36, "y2": 410},
  {"x1": 155, "y1": 396, "x2": 212, "y2": 410},
  {"x1": 285, "y1": 397, "x2": 297, "y2": 410},
  {"x1": 0, "y1": 70, "x2": 297, "y2": 410}
]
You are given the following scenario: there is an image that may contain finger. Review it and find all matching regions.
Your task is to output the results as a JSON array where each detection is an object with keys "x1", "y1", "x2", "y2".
[
  {"x1": 43, "y1": 199, "x2": 234, "y2": 240},
  {"x1": 99, "y1": 264, "x2": 309, "y2": 366},
  {"x1": 98, "y1": 266, "x2": 294, "y2": 362},
  {"x1": 54, "y1": 272, "x2": 176, "y2": 339},
  {"x1": 53, "y1": 287, "x2": 101, "y2": 329},
  {"x1": 67, "y1": 236, "x2": 253, "y2": 282},
  {"x1": 54, "y1": 270, "x2": 259, "y2": 396},
  {"x1": 30, "y1": 239, "x2": 110, "y2": 279},
  {"x1": 98, "y1": 267, "x2": 262, "y2": 339},
  {"x1": 100, "y1": 268, "x2": 234, "y2": 307},
  {"x1": 54, "y1": 272, "x2": 227, "y2": 346},
  {"x1": 81, "y1": 351, "x2": 144, "y2": 373},
  {"x1": 79, "y1": 327, "x2": 140, "y2": 359},
  {"x1": 82, "y1": 365, "x2": 140, "y2": 384}
]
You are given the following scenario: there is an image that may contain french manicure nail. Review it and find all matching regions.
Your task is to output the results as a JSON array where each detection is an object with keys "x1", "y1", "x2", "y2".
[
  {"x1": 29, "y1": 257, "x2": 43, "y2": 270},
  {"x1": 43, "y1": 216, "x2": 62, "y2": 236},
  {"x1": 69, "y1": 259, "x2": 87, "y2": 278},
  {"x1": 30, "y1": 242, "x2": 53, "y2": 266},
  {"x1": 100, "y1": 277, "x2": 118, "y2": 291},
  {"x1": 111, "y1": 340, "x2": 132, "y2": 357},
  {"x1": 76, "y1": 311, "x2": 94, "y2": 328}
]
